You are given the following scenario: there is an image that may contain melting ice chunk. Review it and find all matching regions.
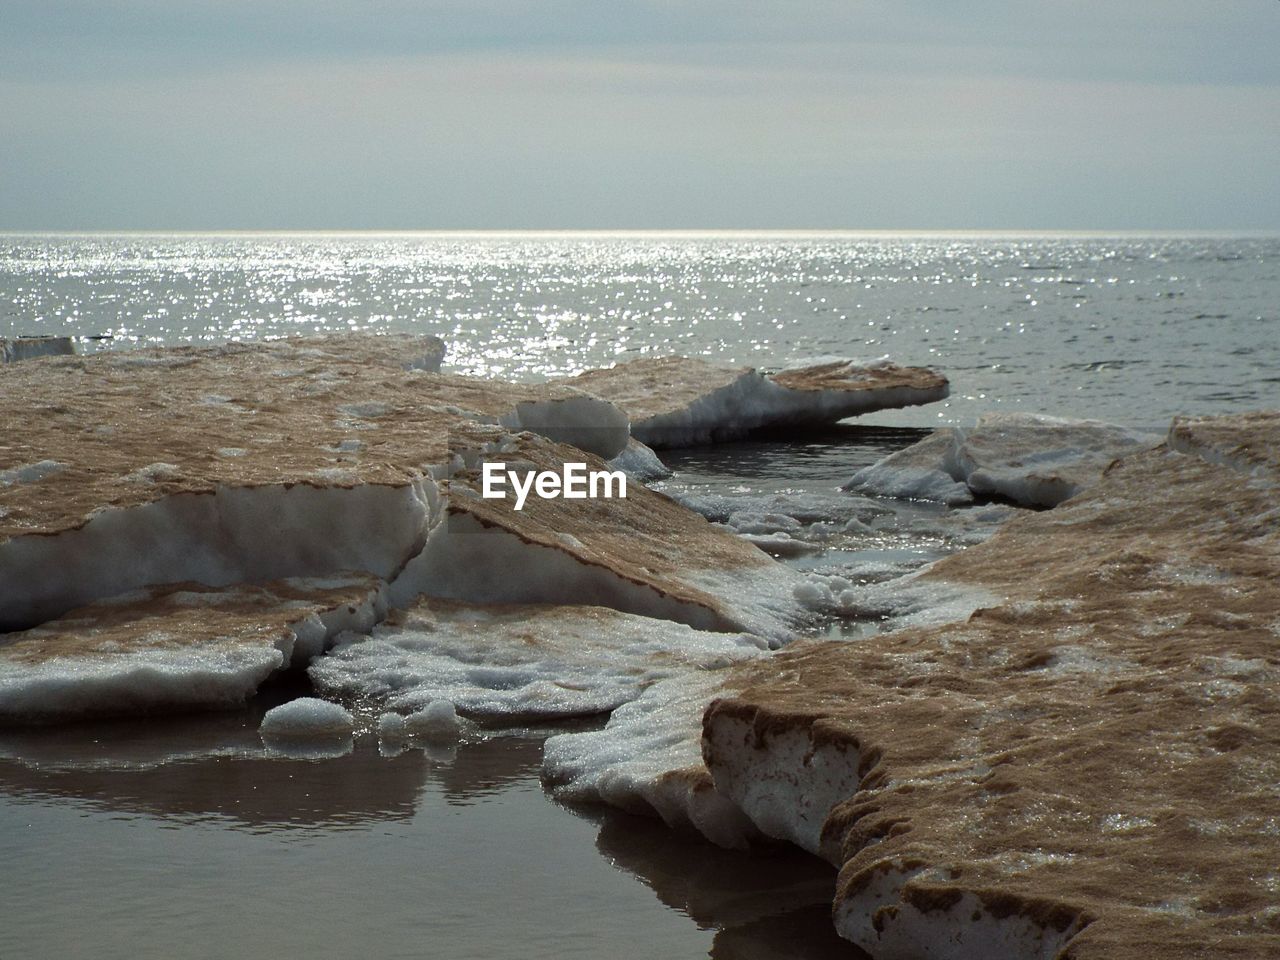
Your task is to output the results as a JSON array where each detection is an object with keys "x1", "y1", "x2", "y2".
[{"x1": 259, "y1": 697, "x2": 354, "y2": 739}]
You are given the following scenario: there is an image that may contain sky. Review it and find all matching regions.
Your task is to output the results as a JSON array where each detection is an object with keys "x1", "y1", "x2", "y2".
[{"x1": 1, "y1": 1, "x2": 1278, "y2": 230}]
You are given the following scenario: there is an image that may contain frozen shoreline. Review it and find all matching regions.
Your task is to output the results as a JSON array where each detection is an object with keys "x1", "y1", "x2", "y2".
[
  {"x1": 552, "y1": 412, "x2": 1280, "y2": 960},
  {"x1": 3, "y1": 335, "x2": 1278, "y2": 959}
]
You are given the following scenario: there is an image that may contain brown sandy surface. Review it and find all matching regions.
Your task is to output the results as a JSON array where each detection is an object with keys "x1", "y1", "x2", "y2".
[
  {"x1": 706, "y1": 412, "x2": 1280, "y2": 958},
  {"x1": 0, "y1": 334, "x2": 599, "y2": 539}
]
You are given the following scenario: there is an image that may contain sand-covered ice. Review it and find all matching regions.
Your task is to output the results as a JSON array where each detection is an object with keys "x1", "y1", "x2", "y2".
[
  {"x1": 0, "y1": 333, "x2": 639, "y2": 629},
  {"x1": 393, "y1": 431, "x2": 811, "y2": 642},
  {"x1": 564, "y1": 411, "x2": 1280, "y2": 960},
  {"x1": 0, "y1": 336, "x2": 822, "y2": 724},
  {"x1": 0, "y1": 576, "x2": 386, "y2": 722}
]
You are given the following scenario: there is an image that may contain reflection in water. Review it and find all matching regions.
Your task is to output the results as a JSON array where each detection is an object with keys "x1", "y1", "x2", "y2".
[
  {"x1": 0, "y1": 745, "x2": 427, "y2": 831},
  {"x1": 588, "y1": 809, "x2": 865, "y2": 959},
  {"x1": 0, "y1": 716, "x2": 567, "y2": 831},
  {"x1": 0, "y1": 711, "x2": 863, "y2": 959},
  {"x1": 711, "y1": 905, "x2": 864, "y2": 960}
]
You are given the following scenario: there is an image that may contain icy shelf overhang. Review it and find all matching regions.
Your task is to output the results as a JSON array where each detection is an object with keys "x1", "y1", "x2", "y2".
[
  {"x1": 557, "y1": 356, "x2": 949, "y2": 448},
  {"x1": 699, "y1": 411, "x2": 1280, "y2": 959},
  {"x1": 0, "y1": 335, "x2": 634, "y2": 629},
  {"x1": 395, "y1": 432, "x2": 807, "y2": 642},
  {"x1": 847, "y1": 412, "x2": 1161, "y2": 507},
  {"x1": 0, "y1": 576, "x2": 386, "y2": 722}
]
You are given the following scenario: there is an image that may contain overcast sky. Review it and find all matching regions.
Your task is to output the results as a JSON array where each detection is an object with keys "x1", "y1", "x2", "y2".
[{"x1": 2, "y1": 1, "x2": 1278, "y2": 230}]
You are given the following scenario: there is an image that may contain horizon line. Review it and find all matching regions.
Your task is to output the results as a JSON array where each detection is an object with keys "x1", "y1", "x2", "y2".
[{"x1": 3, "y1": 228, "x2": 1278, "y2": 239}]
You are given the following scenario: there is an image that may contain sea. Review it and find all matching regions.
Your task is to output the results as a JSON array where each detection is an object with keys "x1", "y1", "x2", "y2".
[{"x1": 1, "y1": 233, "x2": 1276, "y2": 959}]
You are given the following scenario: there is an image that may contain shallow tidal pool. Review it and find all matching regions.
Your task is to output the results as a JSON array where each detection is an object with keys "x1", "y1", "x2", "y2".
[{"x1": 0, "y1": 705, "x2": 860, "y2": 960}]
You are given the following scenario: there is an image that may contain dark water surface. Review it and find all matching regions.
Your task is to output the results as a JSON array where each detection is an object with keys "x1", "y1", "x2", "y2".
[{"x1": 0, "y1": 710, "x2": 857, "y2": 960}]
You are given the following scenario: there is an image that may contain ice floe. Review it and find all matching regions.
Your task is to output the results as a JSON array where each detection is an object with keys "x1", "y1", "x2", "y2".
[
  {"x1": 607, "y1": 437, "x2": 672, "y2": 482},
  {"x1": 258, "y1": 697, "x2": 356, "y2": 758},
  {"x1": 390, "y1": 433, "x2": 810, "y2": 641},
  {"x1": 1167, "y1": 410, "x2": 1280, "y2": 479},
  {"x1": 0, "y1": 336, "x2": 826, "y2": 725},
  {"x1": 0, "y1": 336, "x2": 75, "y2": 363},
  {"x1": 847, "y1": 412, "x2": 1159, "y2": 508},
  {"x1": 543, "y1": 672, "x2": 764, "y2": 850},
  {"x1": 259, "y1": 697, "x2": 354, "y2": 738},
  {"x1": 0, "y1": 336, "x2": 647, "y2": 629},
  {"x1": 558, "y1": 356, "x2": 948, "y2": 448},
  {"x1": 699, "y1": 413, "x2": 1280, "y2": 959},
  {"x1": 0, "y1": 576, "x2": 386, "y2": 722},
  {"x1": 544, "y1": 412, "x2": 1280, "y2": 958}
]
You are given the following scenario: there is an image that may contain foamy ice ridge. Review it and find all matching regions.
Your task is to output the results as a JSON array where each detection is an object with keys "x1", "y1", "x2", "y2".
[
  {"x1": 311, "y1": 598, "x2": 771, "y2": 722},
  {"x1": 541, "y1": 569, "x2": 997, "y2": 847}
]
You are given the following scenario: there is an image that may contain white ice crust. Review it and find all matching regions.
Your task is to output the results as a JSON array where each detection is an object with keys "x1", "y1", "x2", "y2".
[
  {"x1": 0, "y1": 480, "x2": 435, "y2": 631},
  {"x1": 780, "y1": 355, "x2": 894, "y2": 372},
  {"x1": 487, "y1": 394, "x2": 630, "y2": 460},
  {"x1": 607, "y1": 437, "x2": 672, "y2": 481},
  {"x1": 704, "y1": 712, "x2": 863, "y2": 862},
  {"x1": 310, "y1": 601, "x2": 768, "y2": 720},
  {"x1": 0, "y1": 577, "x2": 387, "y2": 721},
  {"x1": 791, "y1": 568, "x2": 996, "y2": 630},
  {"x1": 0, "y1": 646, "x2": 285, "y2": 721},
  {"x1": 847, "y1": 414, "x2": 1159, "y2": 508},
  {"x1": 388, "y1": 511, "x2": 734, "y2": 631},
  {"x1": 543, "y1": 672, "x2": 764, "y2": 849},
  {"x1": 259, "y1": 697, "x2": 354, "y2": 738},
  {"x1": 0, "y1": 460, "x2": 69, "y2": 486}
]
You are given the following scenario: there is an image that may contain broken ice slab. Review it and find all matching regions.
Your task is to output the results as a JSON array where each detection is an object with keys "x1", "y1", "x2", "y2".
[
  {"x1": 0, "y1": 575, "x2": 386, "y2": 722},
  {"x1": 0, "y1": 334, "x2": 819, "y2": 730},
  {"x1": 847, "y1": 412, "x2": 1161, "y2": 507},
  {"x1": 0, "y1": 335, "x2": 631, "y2": 630},
  {"x1": 400, "y1": 430, "x2": 808, "y2": 643},
  {"x1": 556, "y1": 356, "x2": 949, "y2": 448}
]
